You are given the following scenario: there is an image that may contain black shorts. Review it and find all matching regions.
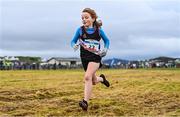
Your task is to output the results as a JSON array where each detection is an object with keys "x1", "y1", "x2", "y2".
[
  {"x1": 80, "y1": 47, "x2": 102, "y2": 71},
  {"x1": 81, "y1": 58, "x2": 102, "y2": 71}
]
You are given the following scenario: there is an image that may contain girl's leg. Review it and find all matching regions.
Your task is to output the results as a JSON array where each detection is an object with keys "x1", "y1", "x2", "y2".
[
  {"x1": 84, "y1": 62, "x2": 100, "y2": 101},
  {"x1": 92, "y1": 73, "x2": 103, "y2": 85},
  {"x1": 92, "y1": 73, "x2": 110, "y2": 87}
]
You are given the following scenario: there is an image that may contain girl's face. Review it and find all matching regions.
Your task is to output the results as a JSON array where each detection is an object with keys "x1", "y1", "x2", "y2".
[{"x1": 81, "y1": 12, "x2": 95, "y2": 28}]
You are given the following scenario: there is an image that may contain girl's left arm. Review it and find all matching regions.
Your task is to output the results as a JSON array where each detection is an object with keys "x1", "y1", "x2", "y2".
[{"x1": 99, "y1": 28, "x2": 110, "y2": 49}]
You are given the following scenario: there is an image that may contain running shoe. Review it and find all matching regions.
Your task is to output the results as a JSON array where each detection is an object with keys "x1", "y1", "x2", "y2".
[
  {"x1": 79, "y1": 99, "x2": 88, "y2": 111},
  {"x1": 100, "y1": 74, "x2": 110, "y2": 87}
]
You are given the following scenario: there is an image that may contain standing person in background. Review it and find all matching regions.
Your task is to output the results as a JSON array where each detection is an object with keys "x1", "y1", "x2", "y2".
[{"x1": 71, "y1": 8, "x2": 110, "y2": 111}]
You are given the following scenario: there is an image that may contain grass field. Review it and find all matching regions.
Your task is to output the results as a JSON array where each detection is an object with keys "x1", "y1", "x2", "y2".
[{"x1": 0, "y1": 69, "x2": 180, "y2": 116}]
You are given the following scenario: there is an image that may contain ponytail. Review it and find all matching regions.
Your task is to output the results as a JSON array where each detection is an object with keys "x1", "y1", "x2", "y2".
[{"x1": 93, "y1": 19, "x2": 102, "y2": 28}]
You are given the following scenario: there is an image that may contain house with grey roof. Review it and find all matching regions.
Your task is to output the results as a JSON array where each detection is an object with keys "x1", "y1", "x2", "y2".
[{"x1": 47, "y1": 57, "x2": 82, "y2": 68}]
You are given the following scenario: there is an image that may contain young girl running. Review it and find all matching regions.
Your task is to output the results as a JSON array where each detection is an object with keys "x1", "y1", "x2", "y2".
[{"x1": 71, "y1": 8, "x2": 110, "y2": 111}]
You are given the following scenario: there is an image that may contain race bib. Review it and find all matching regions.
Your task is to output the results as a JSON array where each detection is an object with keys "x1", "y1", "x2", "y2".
[{"x1": 79, "y1": 39, "x2": 100, "y2": 52}]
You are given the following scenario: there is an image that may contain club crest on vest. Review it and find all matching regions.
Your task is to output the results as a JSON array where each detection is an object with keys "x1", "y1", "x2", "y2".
[{"x1": 83, "y1": 34, "x2": 87, "y2": 38}]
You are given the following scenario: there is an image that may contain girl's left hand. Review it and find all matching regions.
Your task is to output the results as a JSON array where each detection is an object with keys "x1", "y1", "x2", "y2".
[{"x1": 99, "y1": 48, "x2": 108, "y2": 57}]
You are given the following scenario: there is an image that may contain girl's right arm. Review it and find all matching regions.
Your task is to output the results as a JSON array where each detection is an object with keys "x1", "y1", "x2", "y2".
[{"x1": 71, "y1": 27, "x2": 81, "y2": 48}]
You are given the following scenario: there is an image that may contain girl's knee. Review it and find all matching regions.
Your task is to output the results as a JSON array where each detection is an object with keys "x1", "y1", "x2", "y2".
[
  {"x1": 92, "y1": 75, "x2": 97, "y2": 84},
  {"x1": 92, "y1": 82, "x2": 96, "y2": 85},
  {"x1": 84, "y1": 74, "x2": 92, "y2": 81}
]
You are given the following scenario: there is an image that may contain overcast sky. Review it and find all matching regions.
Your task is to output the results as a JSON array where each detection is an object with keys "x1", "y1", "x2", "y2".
[{"x1": 0, "y1": 0, "x2": 180, "y2": 60}]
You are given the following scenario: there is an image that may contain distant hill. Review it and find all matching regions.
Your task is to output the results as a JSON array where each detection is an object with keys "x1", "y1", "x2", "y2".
[
  {"x1": 102, "y1": 58, "x2": 129, "y2": 67},
  {"x1": 149, "y1": 56, "x2": 176, "y2": 62},
  {"x1": 102, "y1": 56, "x2": 180, "y2": 67}
]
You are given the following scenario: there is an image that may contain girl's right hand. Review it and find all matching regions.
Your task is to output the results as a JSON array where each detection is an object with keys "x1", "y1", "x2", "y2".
[{"x1": 73, "y1": 44, "x2": 79, "y2": 51}]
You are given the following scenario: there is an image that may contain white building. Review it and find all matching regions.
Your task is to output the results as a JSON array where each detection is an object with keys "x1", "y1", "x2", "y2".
[{"x1": 47, "y1": 57, "x2": 82, "y2": 66}]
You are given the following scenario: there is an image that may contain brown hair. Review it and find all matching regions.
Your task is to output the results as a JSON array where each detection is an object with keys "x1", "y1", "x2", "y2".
[{"x1": 82, "y1": 8, "x2": 102, "y2": 28}]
